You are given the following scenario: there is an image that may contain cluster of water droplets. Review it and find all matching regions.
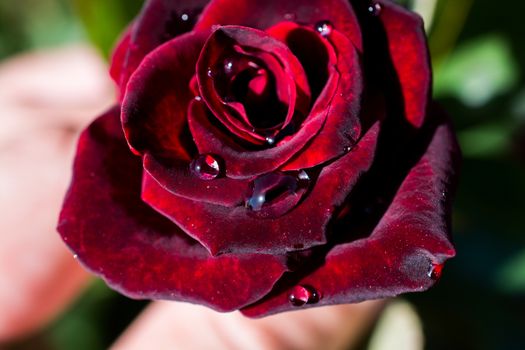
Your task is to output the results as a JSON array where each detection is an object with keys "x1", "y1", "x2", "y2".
[{"x1": 367, "y1": 2, "x2": 382, "y2": 16}]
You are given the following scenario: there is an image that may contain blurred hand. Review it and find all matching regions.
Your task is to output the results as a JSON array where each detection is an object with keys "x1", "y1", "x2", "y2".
[{"x1": 0, "y1": 45, "x2": 384, "y2": 349}]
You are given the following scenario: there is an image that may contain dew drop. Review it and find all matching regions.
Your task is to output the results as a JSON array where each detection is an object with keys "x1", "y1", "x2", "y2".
[
  {"x1": 344, "y1": 145, "x2": 353, "y2": 153},
  {"x1": 288, "y1": 285, "x2": 320, "y2": 306},
  {"x1": 314, "y1": 20, "x2": 333, "y2": 37},
  {"x1": 265, "y1": 135, "x2": 276, "y2": 146},
  {"x1": 207, "y1": 67, "x2": 214, "y2": 78},
  {"x1": 181, "y1": 13, "x2": 189, "y2": 21},
  {"x1": 428, "y1": 263, "x2": 444, "y2": 280},
  {"x1": 297, "y1": 170, "x2": 310, "y2": 182},
  {"x1": 284, "y1": 13, "x2": 296, "y2": 21},
  {"x1": 224, "y1": 60, "x2": 234, "y2": 74},
  {"x1": 194, "y1": 96, "x2": 202, "y2": 101},
  {"x1": 73, "y1": 254, "x2": 78, "y2": 259},
  {"x1": 191, "y1": 154, "x2": 221, "y2": 180},
  {"x1": 245, "y1": 171, "x2": 310, "y2": 211},
  {"x1": 368, "y1": 3, "x2": 382, "y2": 16}
]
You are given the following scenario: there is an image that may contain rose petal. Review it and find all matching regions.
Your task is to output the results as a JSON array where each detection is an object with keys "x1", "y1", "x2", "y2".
[
  {"x1": 196, "y1": 25, "x2": 310, "y2": 144},
  {"x1": 241, "y1": 116, "x2": 459, "y2": 317},
  {"x1": 109, "y1": 24, "x2": 134, "y2": 95},
  {"x1": 117, "y1": 0, "x2": 210, "y2": 94},
  {"x1": 353, "y1": 0, "x2": 431, "y2": 128},
  {"x1": 121, "y1": 31, "x2": 254, "y2": 207},
  {"x1": 122, "y1": 31, "x2": 208, "y2": 158},
  {"x1": 143, "y1": 153, "x2": 250, "y2": 206},
  {"x1": 58, "y1": 108, "x2": 288, "y2": 312},
  {"x1": 195, "y1": 0, "x2": 362, "y2": 52},
  {"x1": 281, "y1": 30, "x2": 362, "y2": 170},
  {"x1": 188, "y1": 99, "x2": 325, "y2": 179},
  {"x1": 143, "y1": 123, "x2": 380, "y2": 256}
]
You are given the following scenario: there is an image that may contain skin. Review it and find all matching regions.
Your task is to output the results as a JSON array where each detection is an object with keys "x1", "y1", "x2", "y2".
[{"x1": 0, "y1": 45, "x2": 384, "y2": 348}]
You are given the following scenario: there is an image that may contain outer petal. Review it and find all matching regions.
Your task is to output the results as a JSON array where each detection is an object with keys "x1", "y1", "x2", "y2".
[
  {"x1": 122, "y1": 31, "x2": 207, "y2": 158},
  {"x1": 241, "y1": 116, "x2": 459, "y2": 317},
  {"x1": 117, "y1": 0, "x2": 210, "y2": 93},
  {"x1": 143, "y1": 153, "x2": 250, "y2": 206},
  {"x1": 143, "y1": 123, "x2": 380, "y2": 256},
  {"x1": 109, "y1": 24, "x2": 133, "y2": 92},
  {"x1": 195, "y1": 0, "x2": 362, "y2": 52},
  {"x1": 57, "y1": 108, "x2": 288, "y2": 312},
  {"x1": 353, "y1": 0, "x2": 431, "y2": 128}
]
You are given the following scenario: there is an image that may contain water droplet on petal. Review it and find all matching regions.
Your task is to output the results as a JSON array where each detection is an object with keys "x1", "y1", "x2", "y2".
[
  {"x1": 265, "y1": 135, "x2": 276, "y2": 146},
  {"x1": 245, "y1": 171, "x2": 310, "y2": 211},
  {"x1": 314, "y1": 20, "x2": 333, "y2": 37},
  {"x1": 428, "y1": 263, "x2": 444, "y2": 280},
  {"x1": 284, "y1": 13, "x2": 296, "y2": 21},
  {"x1": 368, "y1": 3, "x2": 382, "y2": 16},
  {"x1": 194, "y1": 96, "x2": 202, "y2": 101},
  {"x1": 73, "y1": 254, "x2": 78, "y2": 259},
  {"x1": 297, "y1": 170, "x2": 310, "y2": 182},
  {"x1": 288, "y1": 285, "x2": 320, "y2": 306},
  {"x1": 181, "y1": 13, "x2": 189, "y2": 21},
  {"x1": 224, "y1": 60, "x2": 234, "y2": 74},
  {"x1": 344, "y1": 146, "x2": 353, "y2": 153},
  {"x1": 207, "y1": 68, "x2": 214, "y2": 78},
  {"x1": 191, "y1": 154, "x2": 221, "y2": 180}
]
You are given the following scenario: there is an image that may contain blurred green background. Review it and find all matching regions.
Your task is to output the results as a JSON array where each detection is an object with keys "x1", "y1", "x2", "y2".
[{"x1": 1, "y1": 0, "x2": 524, "y2": 349}]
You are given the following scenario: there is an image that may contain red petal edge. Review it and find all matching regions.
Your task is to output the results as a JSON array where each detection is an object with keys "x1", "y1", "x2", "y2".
[
  {"x1": 143, "y1": 123, "x2": 380, "y2": 256},
  {"x1": 195, "y1": 0, "x2": 362, "y2": 51},
  {"x1": 116, "y1": 0, "x2": 211, "y2": 95},
  {"x1": 242, "y1": 115, "x2": 459, "y2": 317},
  {"x1": 57, "y1": 107, "x2": 288, "y2": 312},
  {"x1": 377, "y1": 0, "x2": 431, "y2": 128}
]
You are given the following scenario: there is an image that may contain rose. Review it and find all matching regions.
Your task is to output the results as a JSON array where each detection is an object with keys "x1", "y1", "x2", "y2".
[{"x1": 58, "y1": 0, "x2": 460, "y2": 317}]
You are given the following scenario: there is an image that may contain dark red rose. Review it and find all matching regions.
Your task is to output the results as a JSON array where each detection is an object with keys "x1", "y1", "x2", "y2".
[{"x1": 58, "y1": 0, "x2": 460, "y2": 317}]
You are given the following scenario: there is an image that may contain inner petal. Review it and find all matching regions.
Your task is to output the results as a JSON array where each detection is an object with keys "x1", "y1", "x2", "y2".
[
  {"x1": 213, "y1": 52, "x2": 289, "y2": 131},
  {"x1": 196, "y1": 25, "x2": 311, "y2": 147}
]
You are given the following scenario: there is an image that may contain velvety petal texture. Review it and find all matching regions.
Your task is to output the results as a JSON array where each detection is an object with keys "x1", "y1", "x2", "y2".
[
  {"x1": 111, "y1": 0, "x2": 211, "y2": 94},
  {"x1": 60, "y1": 0, "x2": 459, "y2": 318},
  {"x1": 58, "y1": 109, "x2": 288, "y2": 311},
  {"x1": 242, "y1": 116, "x2": 459, "y2": 317}
]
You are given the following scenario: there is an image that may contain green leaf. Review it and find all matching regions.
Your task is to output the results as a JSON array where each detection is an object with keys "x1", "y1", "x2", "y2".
[
  {"x1": 72, "y1": 0, "x2": 143, "y2": 58},
  {"x1": 496, "y1": 250, "x2": 525, "y2": 293},
  {"x1": 433, "y1": 35, "x2": 519, "y2": 107}
]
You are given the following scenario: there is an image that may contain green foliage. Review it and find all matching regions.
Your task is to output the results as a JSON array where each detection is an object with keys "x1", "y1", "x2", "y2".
[
  {"x1": 0, "y1": 0, "x2": 83, "y2": 59},
  {"x1": 72, "y1": 0, "x2": 143, "y2": 58}
]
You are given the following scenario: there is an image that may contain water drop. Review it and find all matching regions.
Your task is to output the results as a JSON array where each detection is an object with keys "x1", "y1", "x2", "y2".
[
  {"x1": 181, "y1": 13, "x2": 189, "y2": 21},
  {"x1": 194, "y1": 96, "x2": 202, "y2": 101},
  {"x1": 314, "y1": 20, "x2": 333, "y2": 37},
  {"x1": 428, "y1": 263, "x2": 443, "y2": 280},
  {"x1": 207, "y1": 67, "x2": 214, "y2": 78},
  {"x1": 73, "y1": 254, "x2": 78, "y2": 259},
  {"x1": 265, "y1": 134, "x2": 276, "y2": 146},
  {"x1": 284, "y1": 13, "x2": 296, "y2": 21},
  {"x1": 224, "y1": 60, "x2": 234, "y2": 74},
  {"x1": 297, "y1": 170, "x2": 310, "y2": 182},
  {"x1": 368, "y1": 3, "x2": 382, "y2": 16},
  {"x1": 191, "y1": 154, "x2": 221, "y2": 180},
  {"x1": 344, "y1": 146, "x2": 353, "y2": 153},
  {"x1": 288, "y1": 285, "x2": 320, "y2": 306},
  {"x1": 245, "y1": 171, "x2": 310, "y2": 211}
]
